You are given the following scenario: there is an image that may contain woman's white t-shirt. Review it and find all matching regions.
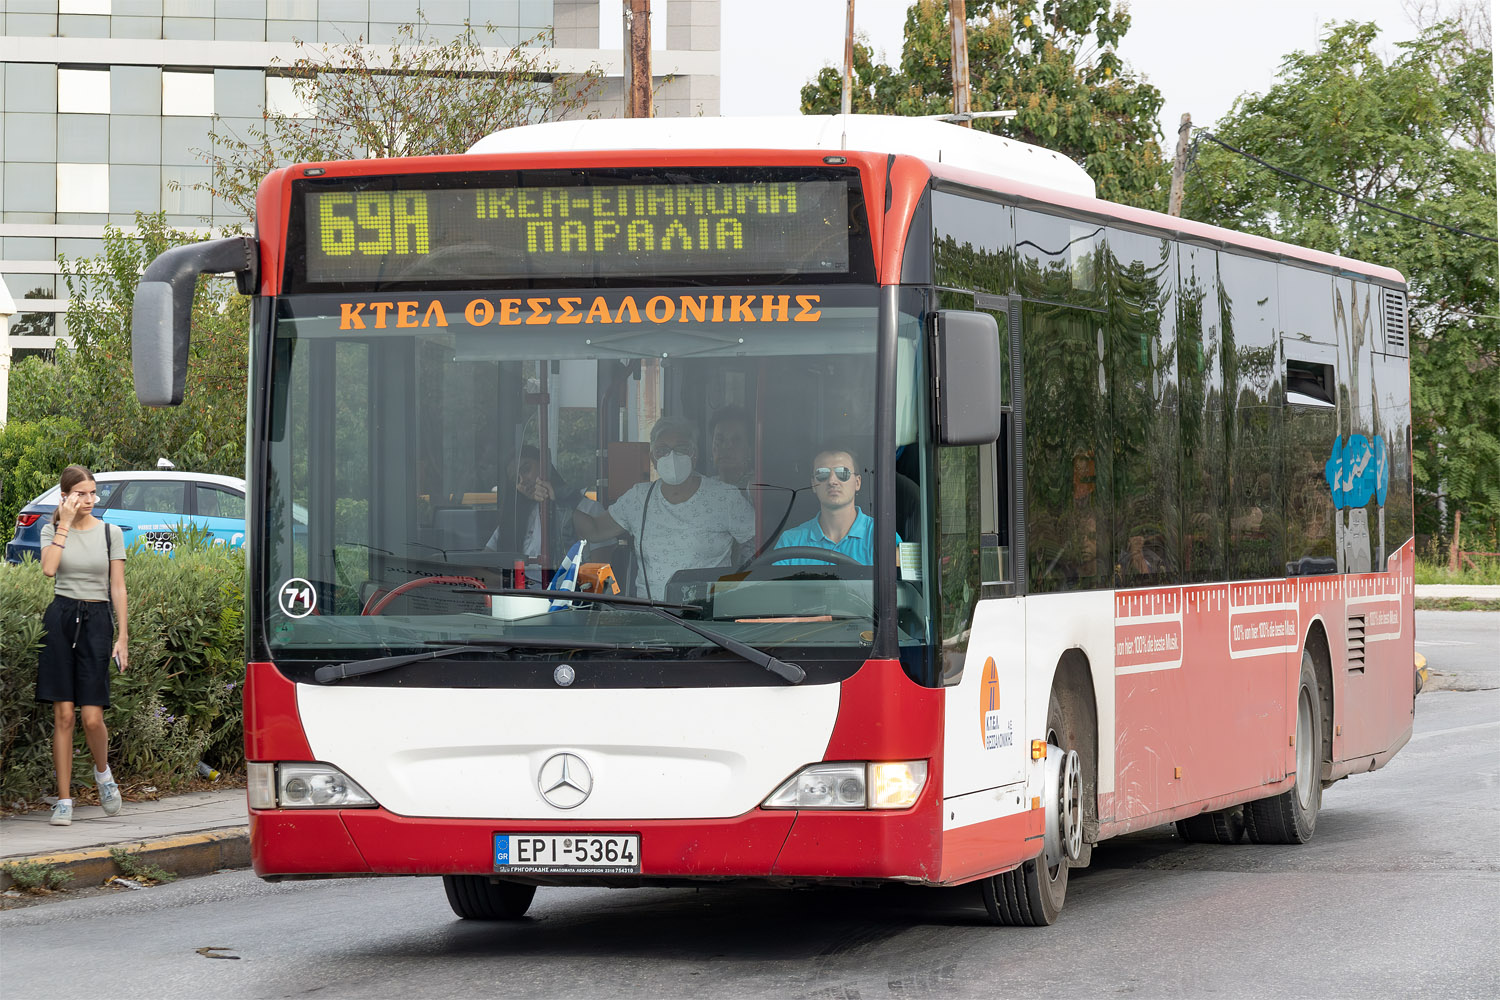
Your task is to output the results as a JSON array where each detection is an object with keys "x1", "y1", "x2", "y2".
[{"x1": 608, "y1": 476, "x2": 754, "y2": 597}]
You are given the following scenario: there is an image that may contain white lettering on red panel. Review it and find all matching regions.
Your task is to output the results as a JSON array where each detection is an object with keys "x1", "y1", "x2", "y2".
[
  {"x1": 1114, "y1": 588, "x2": 1184, "y2": 675},
  {"x1": 1228, "y1": 581, "x2": 1299, "y2": 659},
  {"x1": 1347, "y1": 572, "x2": 1405, "y2": 641}
]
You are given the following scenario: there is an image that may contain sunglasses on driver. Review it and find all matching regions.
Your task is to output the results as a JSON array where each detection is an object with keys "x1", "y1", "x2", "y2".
[{"x1": 813, "y1": 466, "x2": 854, "y2": 484}]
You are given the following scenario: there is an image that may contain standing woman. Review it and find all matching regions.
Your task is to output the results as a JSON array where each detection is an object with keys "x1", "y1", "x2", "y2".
[{"x1": 37, "y1": 465, "x2": 128, "y2": 826}]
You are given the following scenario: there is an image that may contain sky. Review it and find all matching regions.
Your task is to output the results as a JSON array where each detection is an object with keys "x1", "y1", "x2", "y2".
[{"x1": 717, "y1": 0, "x2": 1430, "y2": 146}]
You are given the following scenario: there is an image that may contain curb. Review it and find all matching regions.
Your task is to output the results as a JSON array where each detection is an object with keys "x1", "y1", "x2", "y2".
[{"x1": 0, "y1": 826, "x2": 249, "y2": 892}]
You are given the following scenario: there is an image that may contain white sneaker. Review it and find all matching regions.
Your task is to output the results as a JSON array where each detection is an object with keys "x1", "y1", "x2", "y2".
[
  {"x1": 98, "y1": 779, "x2": 122, "y2": 817},
  {"x1": 50, "y1": 801, "x2": 73, "y2": 826}
]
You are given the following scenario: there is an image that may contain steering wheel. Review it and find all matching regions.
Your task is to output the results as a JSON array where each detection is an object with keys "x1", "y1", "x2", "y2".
[
  {"x1": 362, "y1": 575, "x2": 488, "y2": 615},
  {"x1": 746, "y1": 546, "x2": 862, "y2": 569}
]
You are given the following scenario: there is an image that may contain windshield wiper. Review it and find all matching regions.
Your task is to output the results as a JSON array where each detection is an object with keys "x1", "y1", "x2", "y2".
[
  {"x1": 314, "y1": 636, "x2": 637, "y2": 685},
  {"x1": 474, "y1": 587, "x2": 806, "y2": 684}
]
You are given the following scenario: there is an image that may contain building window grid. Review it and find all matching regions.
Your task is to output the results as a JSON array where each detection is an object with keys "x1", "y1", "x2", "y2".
[{"x1": 6, "y1": 1, "x2": 722, "y2": 343}]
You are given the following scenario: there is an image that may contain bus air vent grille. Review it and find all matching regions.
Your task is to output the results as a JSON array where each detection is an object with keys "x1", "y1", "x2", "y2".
[
  {"x1": 1383, "y1": 290, "x2": 1409, "y2": 357},
  {"x1": 1346, "y1": 614, "x2": 1367, "y2": 672}
]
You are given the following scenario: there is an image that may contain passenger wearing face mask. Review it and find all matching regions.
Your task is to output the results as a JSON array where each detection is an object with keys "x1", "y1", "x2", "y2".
[{"x1": 573, "y1": 416, "x2": 754, "y2": 599}]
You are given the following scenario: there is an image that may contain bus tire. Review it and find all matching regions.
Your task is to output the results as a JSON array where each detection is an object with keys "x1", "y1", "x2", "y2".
[
  {"x1": 1174, "y1": 805, "x2": 1246, "y2": 844},
  {"x1": 979, "y1": 686, "x2": 1078, "y2": 926},
  {"x1": 1245, "y1": 650, "x2": 1322, "y2": 845},
  {"x1": 442, "y1": 875, "x2": 537, "y2": 920}
]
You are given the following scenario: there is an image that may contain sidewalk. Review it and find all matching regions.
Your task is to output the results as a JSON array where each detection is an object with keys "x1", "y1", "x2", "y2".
[
  {"x1": 0, "y1": 789, "x2": 247, "y2": 892},
  {"x1": 1415, "y1": 584, "x2": 1500, "y2": 599}
]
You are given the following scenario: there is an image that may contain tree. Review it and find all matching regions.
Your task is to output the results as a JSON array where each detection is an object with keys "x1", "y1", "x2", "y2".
[
  {"x1": 3, "y1": 213, "x2": 250, "y2": 487},
  {"x1": 799, "y1": 0, "x2": 1169, "y2": 209},
  {"x1": 199, "y1": 15, "x2": 602, "y2": 217},
  {"x1": 1181, "y1": 18, "x2": 1498, "y2": 544}
]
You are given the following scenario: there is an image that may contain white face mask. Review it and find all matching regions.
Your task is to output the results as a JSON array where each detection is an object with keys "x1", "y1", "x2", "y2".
[{"x1": 655, "y1": 450, "x2": 694, "y2": 486}]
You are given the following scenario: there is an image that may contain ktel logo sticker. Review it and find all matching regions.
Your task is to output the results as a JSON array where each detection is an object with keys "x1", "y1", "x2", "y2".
[
  {"x1": 981, "y1": 657, "x2": 1011, "y2": 750},
  {"x1": 279, "y1": 578, "x2": 317, "y2": 618}
]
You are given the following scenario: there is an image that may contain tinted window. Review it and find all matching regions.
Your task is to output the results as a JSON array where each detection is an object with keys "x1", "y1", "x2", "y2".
[
  {"x1": 1108, "y1": 228, "x2": 1178, "y2": 585},
  {"x1": 1015, "y1": 210, "x2": 1104, "y2": 308},
  {"x1": 1285, "y1": 395, "x2": 1338, "y2": 576},
  {"x1": 196, "y1": 485, "x2": 246, "y2": 519},
  {"x1": 1023, "y1": 302, "x2": 1108, "y2": 591},
  {"x1": 113, "y1": 480, "x2": 187, "y2": 515},
  {"x1": 1219, "y1": 252, "x2": 1283, "y2": 579},
  {"x1": 1280, "y1": 267, "x2": 1334, "y2": 346},
  {"x1": 933, "y1": 191, "x2": 1012, "y2": 295},
  {"x1": 1374, "y1": 352, "x2": 1412, "y2": 568},
  {"x1": 937, "y1": 445, "x2": 981, "y2": 658},
  {"x1": 1178, "y1": 244, "x2": 1225, "y2": 581},
  {"x1": 1334, "y1": 278, "x2": 1381, "y2": 573}
]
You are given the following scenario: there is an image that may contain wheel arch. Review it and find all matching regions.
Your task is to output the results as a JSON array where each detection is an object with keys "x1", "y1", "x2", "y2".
[
  {"x1": 1302, "y1": 618, "x2": 1335, "y2": 781},
  {"x1": 1051, "y1": 648, "x2": 1100, "y2": 845}
]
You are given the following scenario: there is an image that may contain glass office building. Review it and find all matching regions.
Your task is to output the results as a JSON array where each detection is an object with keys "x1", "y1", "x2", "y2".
[{"x1": 0, "y1": 0, "x2": 721, "y2": 356}]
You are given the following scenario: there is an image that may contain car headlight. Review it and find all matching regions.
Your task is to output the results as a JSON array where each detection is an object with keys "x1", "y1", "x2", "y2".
[
  {"x1": 247, "y1": 762, "x2": 377, "y2": 809},
  {"x1": 763, "y1": 761, "x2": 928, "y2": 810}
]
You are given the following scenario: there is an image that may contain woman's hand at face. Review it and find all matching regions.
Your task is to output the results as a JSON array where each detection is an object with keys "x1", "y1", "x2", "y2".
[{"x1": 57, "y1": 495, "x2": 80, "y2": 528}]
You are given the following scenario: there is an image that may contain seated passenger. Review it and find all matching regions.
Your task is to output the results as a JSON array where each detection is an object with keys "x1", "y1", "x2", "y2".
[
  {"x1": 709, "y1": 406, "x2": 753, "y2": 492},
  {"x1": 573, "y1": 417, "x2": 755, "y2": 599},
  {"x1": 773, "y1": 446, "x2": 896, "y2": 565}
]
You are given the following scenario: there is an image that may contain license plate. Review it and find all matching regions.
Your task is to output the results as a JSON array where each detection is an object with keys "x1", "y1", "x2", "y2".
[{"x1": 494, "y1": 834, "x2": 641, "y2": 874}]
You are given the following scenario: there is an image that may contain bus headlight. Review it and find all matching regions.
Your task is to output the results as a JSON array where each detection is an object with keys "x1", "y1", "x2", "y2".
[
  {"x1": 247, "y1": 762, "x2": 377, "y2": 809},
  {"x1": 763, "y1": 761, "x2": 927, "y2": 810}
]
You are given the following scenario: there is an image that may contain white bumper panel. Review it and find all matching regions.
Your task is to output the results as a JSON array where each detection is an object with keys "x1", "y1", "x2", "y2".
[{"x1": 296, "y1": 683, "x2": 841, "y2": 819}]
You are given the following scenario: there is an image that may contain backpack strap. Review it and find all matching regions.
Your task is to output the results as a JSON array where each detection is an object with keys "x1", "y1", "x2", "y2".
[{"x1": 105, "y1": 524, "x2": 117, "y2": 629}]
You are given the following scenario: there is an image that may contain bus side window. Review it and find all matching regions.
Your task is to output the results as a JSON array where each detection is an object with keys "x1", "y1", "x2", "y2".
[{"x1": 938, "y1": 445, "x2": 981, "y2": 681}]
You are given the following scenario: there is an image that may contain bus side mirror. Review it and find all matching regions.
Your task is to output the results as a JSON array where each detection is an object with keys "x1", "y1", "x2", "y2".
[
  {"x1": 132, "y1": 236, "x2": 257, "y2": 407},
  {"x1": 933, "y1": 309, "x2": 1003, "y2": 446}
]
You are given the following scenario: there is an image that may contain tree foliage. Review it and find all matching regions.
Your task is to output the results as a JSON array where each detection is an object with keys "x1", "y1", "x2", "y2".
[
  {"x1": 799, "y1": 0, "x2": 1168, "y2": 208},
  {"x1": 200, "y1": 16, "x2": 602, "y2": 217},
  {"x1": 1182, "y1": 18, "x2": 1498, "y2": 541},
  {"x1": 2, "y1": 213, "x2": 249, "y2": 530}
]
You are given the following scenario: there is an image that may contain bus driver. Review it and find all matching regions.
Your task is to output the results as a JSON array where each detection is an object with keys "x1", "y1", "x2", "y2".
[
  {"x1": 773, "y1": 446, "x2": 896, "y2": 565},
  {"x1": 573, "y1": 417, "x2": 755, "y2": 599}
]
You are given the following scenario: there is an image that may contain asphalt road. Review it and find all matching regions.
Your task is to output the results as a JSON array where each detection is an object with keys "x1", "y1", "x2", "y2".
[
  {"x1": 3, "y1": 616, "x2": 1496, "y2": 1000},
  {"x1": 1416, "y1": 610, "x2": 1499, "y2": 691}
]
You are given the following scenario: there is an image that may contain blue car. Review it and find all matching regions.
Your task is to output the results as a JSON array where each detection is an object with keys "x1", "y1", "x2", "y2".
[{"x1": 5, "y1": 471, "x2": 247, "y2": 563}]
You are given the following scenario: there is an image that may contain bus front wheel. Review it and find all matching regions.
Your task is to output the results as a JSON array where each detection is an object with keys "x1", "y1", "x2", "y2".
[
  {"x1": 1244, "y1": 650, "x2": 1323, "y2": 844},
  {"x1": 979, "y1": 687, "x2": 1082, "y2": 926},
  {"x1": 442, "y1": 875, "x2": 537, "y2": 920}
]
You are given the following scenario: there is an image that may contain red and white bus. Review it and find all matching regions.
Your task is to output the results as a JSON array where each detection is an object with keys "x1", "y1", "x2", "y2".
[{"x1": 133, "y1": 115, "x2": 1415, "y2": 925}]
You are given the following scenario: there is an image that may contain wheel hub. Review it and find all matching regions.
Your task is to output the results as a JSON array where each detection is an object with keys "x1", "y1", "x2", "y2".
[{"x1": 1043, "y1": 745, "x2": 1083, "y2": 868}]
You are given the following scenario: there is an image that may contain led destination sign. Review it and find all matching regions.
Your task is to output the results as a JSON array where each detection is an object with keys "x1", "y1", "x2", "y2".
[{"x1": 302, "y1": 177, "x2": 854, "y2": 284}]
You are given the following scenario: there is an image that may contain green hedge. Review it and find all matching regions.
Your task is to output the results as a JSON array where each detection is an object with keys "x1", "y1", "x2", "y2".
[{"x1": 0, "y1": 535, "x2": 244, "y2": 803}]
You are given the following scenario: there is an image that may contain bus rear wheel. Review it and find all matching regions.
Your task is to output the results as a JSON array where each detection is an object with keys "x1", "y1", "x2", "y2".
[
  {"x1": 442, "y1": 875, "x2": 537, "y2": 920},
  {"x1": 1244, "y1": 650, "x2": 1323, "y2": 845},
  {"x1": 979, "y1": 689, "x2": 1082, "y2": 926},
  {"x1": 1175, "y1": 805, "x2": 1246, "y2": 844}
]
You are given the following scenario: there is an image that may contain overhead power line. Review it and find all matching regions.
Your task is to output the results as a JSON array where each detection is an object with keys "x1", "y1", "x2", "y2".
[{"x1": 1195, "y1": 131, "x2": 1499, "y2": 245}]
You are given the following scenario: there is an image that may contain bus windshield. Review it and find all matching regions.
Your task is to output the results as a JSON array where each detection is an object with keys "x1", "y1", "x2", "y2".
[{"x1": 262, "y1": 285, "x2": 924, "y2": 674}]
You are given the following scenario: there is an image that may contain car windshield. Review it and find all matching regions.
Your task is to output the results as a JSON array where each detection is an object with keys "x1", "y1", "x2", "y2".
[{"x1": 262, "y1": 286, "x2": 924, "y2": 666}]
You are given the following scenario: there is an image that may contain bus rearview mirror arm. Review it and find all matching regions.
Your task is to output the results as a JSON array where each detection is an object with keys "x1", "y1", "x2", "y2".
[
  {"x1": 132, "y1": 235, "x2": 258, "y2": 407},
  {"x1": 933, "y1": 309, "x2": 1004, "y2": 446}
]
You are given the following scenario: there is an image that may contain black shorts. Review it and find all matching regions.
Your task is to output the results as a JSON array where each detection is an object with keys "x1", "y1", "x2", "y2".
[{"x1": 35, "y1": 596, "x2": 114, "y2": 708}]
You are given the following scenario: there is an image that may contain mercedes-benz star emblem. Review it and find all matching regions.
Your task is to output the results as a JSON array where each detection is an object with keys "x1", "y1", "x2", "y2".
[
  {"x1": 537, "y1": 752, "x2": 593, "y2": 809},
  {"x1": 553, "y1": 664, "x2": 576, "y2": 687}
]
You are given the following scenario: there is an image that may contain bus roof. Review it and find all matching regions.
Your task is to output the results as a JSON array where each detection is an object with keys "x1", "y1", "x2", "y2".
[{"x1": 467, "y1": 114, "x2": 1098, "y2": 200}]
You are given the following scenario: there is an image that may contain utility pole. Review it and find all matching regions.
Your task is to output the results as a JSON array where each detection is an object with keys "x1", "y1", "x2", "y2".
[
  {"x1": 949, "y1": 0, "x2": 971, "y2": 126},
  {"x1": 624, "y1": 0, "x2": 652, "y2": 119},
  {"x1": 841, "y1": 0, "x2": 856, "y2": 117},
  {"x1": 1168, "y1": 113, "x2": 1192, "y2": 216}
]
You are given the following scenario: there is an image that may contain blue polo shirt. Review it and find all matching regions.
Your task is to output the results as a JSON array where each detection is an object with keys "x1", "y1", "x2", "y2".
[{"x1": 774, "y1": 507, "x2": 894, "y2": 565}]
